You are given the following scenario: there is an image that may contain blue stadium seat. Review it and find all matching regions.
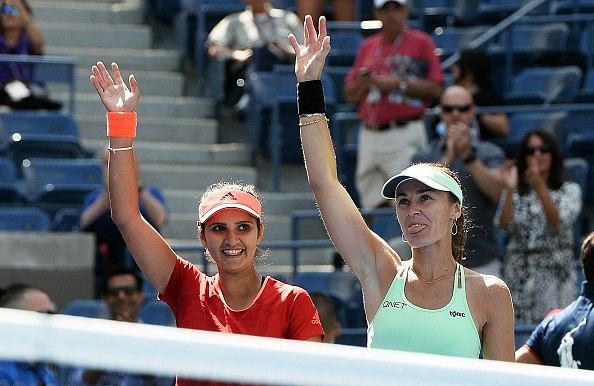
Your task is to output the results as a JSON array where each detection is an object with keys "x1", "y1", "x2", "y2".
[
  {"x1": 432, "y1": 26, "x2": 488, "y2": 59},
  {"x1": 325, "y1": 23, "x2": 364, "y2": 67},
  {"x1": 331, "y1": 111, "x2": 360, "y2": 207},
  {"x1": 549, "y1": 0, "x2": 594, "y2": 14},
  {"x1": 566, "y1": 134, "x2": 594, "y2": 204},
  {"x1": 564, "y1": 157, "x2": 589, "y2": 260},
  {"x1": 335, "y1": 327, "x2": 367, "y2": 347},
  {"x1": 61, "y1": 299, "x2": 109, "y2": 319},
  {"x1": 580, "y1": 25, "x2": 594, "y2": 69},
  {"x1": 476, "y1": 0, "x2": 547, "y2": 25},
  {"x1": 0, "y1": 112, "x2": 85, "y2": 174},
  {"x1": 0, "y1": 156, "x2": 25, "y2": 203},
  {"x1": 292, "y1": 270, "x2": 365, "y2": 327},
  {"x1": 0, "y1": 206, "x2": 50, "y2": 231},
  {"x1": 51, "y1": 207, "x2": 81, "y2": 232},
  {"x1": 575, "y1": 68, "x2": 594, "y2": 102},
  {"x1": 21, "y1": 158, "x2": 102, "y2": 215},
  {"x1": 411, "y1": 0, "x2": 455, "y2": 30},
  {"x1": 324, "y1": 66, "x2": 356, "y2": 111},
  {"x1": 559, "y1": 109, "x2": 594, "y2": 147},
  {"x1": 514, "y1": 324, "x2": 537, "y2": 349},
  {"x1": 140, "y1": 300, "x2": 176, "y2": 327},
  {"x1": 491, "y1": 111, "x2": 567, "y2": 158},
  {"x1": 504, "y1": 66, "x2": 582, "y2": 105},
  {"x1": 195, "y1": 1, "x2": 244, "y2": 95}
]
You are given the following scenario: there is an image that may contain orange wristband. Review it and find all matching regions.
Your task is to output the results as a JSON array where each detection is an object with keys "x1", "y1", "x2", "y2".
[{"x1": 106, "y1": 111, "x2": 137, "y2": 138}]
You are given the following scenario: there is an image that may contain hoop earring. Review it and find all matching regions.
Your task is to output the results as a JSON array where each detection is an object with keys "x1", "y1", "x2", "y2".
[
  {"x1": 401, "y1": 233, "x2": 408, "y2": 243},
  {"x1": 451, "y1": 222, "x2": 458, "y2": 236}
]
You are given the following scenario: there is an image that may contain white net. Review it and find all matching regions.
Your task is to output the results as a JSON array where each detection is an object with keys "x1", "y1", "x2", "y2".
[{"x1": 1, "y1": 308, "x2": 594, "y2": 386}]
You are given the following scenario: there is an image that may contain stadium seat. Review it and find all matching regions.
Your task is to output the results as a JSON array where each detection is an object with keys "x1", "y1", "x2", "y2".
[
  {"x1": 504, "y1": 66, "x2": 582, "y2": 105},
  {"x1": 514, "y1": 324, "x2": 537, "y2": 349},
  {"x1": 412, "y1": 0, "x2": 455, "y2": 30},
  {"x1": 476, "y1": 0, "x2": 547, "y2": 25},
  {"x1": 491, "y1": 111, "x2": 567, "y2": 158},
  {"x1": 335, "y1": 327, "x2": 367, "y2": 347},
  {"x1": 0, "y1": 156, "x2": 24, "y2": 203},
  {"x1": 324, "y1": 66, "x2": 356, "y2": 111},
  {"x1": 0, "y1": 206, "x2": 51, "y2": 231},
  {"x1": 575, "y1": 68, "x2": 594, "y2": 102},
  {"x1": 21, "y1": 158, "x2": 102, "y2": 215},
  {"x1": 566, "y1": 134, "x2": 594, "y2": 204},
  {"x1": 51, "y1": 207, "x2": 81, "y2": 232},
  {"x1": 195, "y1": 0, "x2": 244, "y2": 95},
  {"x1": 0, "y1": 112, "x2": 86, "y2": 174},
  {"x1": 292, "y1": 270, "x2": 365, "y2": 327},
  {"x1": 559, "y1": 109, "x2": 594, "y2": 147},
  {"x1": 140, "y1": 300, "x2": 176, "y2": 327},
  {"x1": 564, "y1": 157, "x2": 589, "y2": 259},
  {"x1": 432, "y1": 26, "x2": 488, "y2": 59},
  {"x1": 579, "y1": 25, "x2": 594, "y2": 68},
  {"x1": 331, "y1": 111, "x2": 360, "y2": 207},
  {"x1": 325, "y1": 24, "x2": 364, "y2": 67},
  {"x1": 549, "y1": 0, "x2": 594, "y2": 14},
  {"x1": 61, "y1": 299, "x2": 109, "y2": 319}
]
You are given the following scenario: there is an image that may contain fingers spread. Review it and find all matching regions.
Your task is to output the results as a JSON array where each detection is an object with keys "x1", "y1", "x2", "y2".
[{"x1": 288, "y1": 34, "x2": 300, "y2": 54}]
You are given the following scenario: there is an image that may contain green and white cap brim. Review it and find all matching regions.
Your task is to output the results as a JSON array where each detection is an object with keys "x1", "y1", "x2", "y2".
[{"x1": 381, "y1": 163, "x2": 463, "y2": 205}]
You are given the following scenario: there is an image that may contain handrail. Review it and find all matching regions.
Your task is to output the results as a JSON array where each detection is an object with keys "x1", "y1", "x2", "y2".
[{"x1": 441, "y1": 0, "x2": 552, "y2": 70}]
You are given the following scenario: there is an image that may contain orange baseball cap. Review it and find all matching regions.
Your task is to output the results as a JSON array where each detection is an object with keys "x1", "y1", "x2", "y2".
[{"x1": 198, "y1": 190, "x2": 262, "y2": 224}]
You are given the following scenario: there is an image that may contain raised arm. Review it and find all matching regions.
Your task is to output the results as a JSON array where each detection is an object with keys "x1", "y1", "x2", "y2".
[
  {"x1": 89, "y1": 62, "x2": 176, "y2": 293},
  {"x1": 289, "y1": 17, "x2": 400, "y2": 309}
]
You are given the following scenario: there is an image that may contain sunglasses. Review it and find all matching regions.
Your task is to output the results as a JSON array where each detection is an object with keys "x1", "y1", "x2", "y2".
[
  {"x1": 526, "y1": 144, "x2": 552, "y2": 155},
  {"x1": 0, "y1": 4, "x2": 20, "y2": 16},
  {"x1": 105, "y1": 286, "x2": 139, "y2": 297},
  {"x1": 441, "y1": 104, "x2": 472, "y2": 113}
]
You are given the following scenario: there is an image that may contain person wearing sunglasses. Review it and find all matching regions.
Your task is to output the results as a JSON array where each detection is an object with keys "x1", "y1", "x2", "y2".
[
  {"x1": 412, "y1": 85, "x2": 506, "y2": 277},
  {"x1": 69, "y1": 266, "x2": 174, "y2": 386},
  {"x1": 0, "y1": 283, "x2": 59, "y2": 386},
  {"x1": 496, "y1": 129, "x2": 582, "y2": 325}
]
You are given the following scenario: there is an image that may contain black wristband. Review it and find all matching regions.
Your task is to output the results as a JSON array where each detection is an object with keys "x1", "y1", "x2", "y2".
[{"x1": 297, "y1": 80, "x2": 326, "y2": 115}]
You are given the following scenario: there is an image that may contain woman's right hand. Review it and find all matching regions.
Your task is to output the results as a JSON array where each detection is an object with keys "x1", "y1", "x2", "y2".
[
  {"x1": 499, "y1": 160, "x2": 518, "y2": 190},
  {"x1": 90, "y1": 61, "x2": 140, "y2": 113},
  {"x1": 288, "y1": 15, "x2": 331, "y2": 83}
]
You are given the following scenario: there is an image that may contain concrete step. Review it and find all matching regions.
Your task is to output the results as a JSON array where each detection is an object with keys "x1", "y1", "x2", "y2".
[
  {"x1": 56, "y1": 69, "x2": 184, "y2": 97},
  {"x1": 74, "y1": 93, "x2": 214, "y2": 118},
  {"x1": 140, "y1": 164, "x2": 257, "y2": 191},
  {"x1": 31, "y1": 1, "x2": 143, "y2": 24},
  {"x1": 40, "y1": 22, "x2": 151, "y2": 49},
  {"x1": 82, "y1": 140, "x2": 252, "y2": 166},
  {"x1": 46, "y1": 47, "x2": 180, "y2": 72},
  {"x1": 76, "y1": 114, "x2": 218, "y2": 145}
]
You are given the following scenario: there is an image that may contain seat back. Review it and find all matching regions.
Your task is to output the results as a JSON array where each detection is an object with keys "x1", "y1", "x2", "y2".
[
  {"x1": 506, "y1": 66, "x2": 582, "y2": 104},
  {"x1": 566, "y1": 134, "x2": 594, "y2": 204},
  {"x1": 61, "y1": 299, "x2": 109, "y2": 319},
  {"x1": 564, "y1": 157, "x2": 589, "y2": 259},
  {"x1": 514, "y1": 324, "x2": 537, "y2": 349},
  {"x1": 140, "y1": 300, "x2": 176, "y2": 327},
  {"x1": 0, "y1": 156, "x2": 23, "y2": 203},
  {"x1": 0, "y1": 206, "x2": 51, "y2": 231},
  {"x1": 432, "y1": 26, "x2": 488, "y2": 58}
]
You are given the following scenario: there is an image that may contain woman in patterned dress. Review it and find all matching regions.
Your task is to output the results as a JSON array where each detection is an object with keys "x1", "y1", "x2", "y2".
[{"x1": 496, "y1": 129, "x2": 582, "y2": 324}]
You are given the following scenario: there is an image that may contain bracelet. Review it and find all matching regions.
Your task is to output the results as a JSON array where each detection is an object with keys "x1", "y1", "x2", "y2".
[
  {"x1": 298, "y1": 116, "x2": 328, "y2": 127},
  {"x1": 297, "y1": 80, "x2": 326, "y2": 115},
  {"x1": 107, "y1": 146, "x2": 134, "y2": 153},
  {"x1": 106, "y1": 111, "x2": 137, "y2": 138}
]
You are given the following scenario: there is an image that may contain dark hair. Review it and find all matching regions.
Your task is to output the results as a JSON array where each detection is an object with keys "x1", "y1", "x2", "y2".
[
  {"x1": 101, "y1": 265, "x2": 143, "y2": 295},
  {"x1": 581, "y1": 231, "x2": 594, "y2": 282},
  {"x1": 0, "y1": 283, "x2": 38, "y2": 308},
  {"x1": 516, "y1": 129, "x2": 564, "y2": 196},
  {"x1": 456, "y1": 48, "x2": 494, "y2": 91},
  {"x1": 310, "y1": 292, "x2": 339, "y2": 331}
]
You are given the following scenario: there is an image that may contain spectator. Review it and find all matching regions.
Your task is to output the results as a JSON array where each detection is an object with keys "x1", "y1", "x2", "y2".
[
  {"x1": 496, "y1": 129, "x2": 581, "y2": 324},
  {"x1": 80, "y1": 147, "x2": 168, "y2": 298},
  {"x1": 452, "y1": 48, "x2": 508, "y2": 139},
  {"x1": 0, "y1": 0, "x2": 61, "y2": 110},
  {"x1": 413, "y1": 85, "x2": 505, "y2": 276},
  {"x1": 515, "y1": 231, "x2": 594, "y2": 369},
  {"x1": 69, "y1": 266, "x2": 173, "y2": 386},
  {"x1": 310, "y1": 292, "x2": 342, "y2": 343},
  {"x1": 291, "y1": 16, "x2": 514, "y2": 360},
  {"x1": 344, "y1": 0, "x2": 443, "y2": 209},
  {"x1": 296, "y1": 0, "x2": 356, "y2": 22},
  {"x1": 206, "y1": 0, "x2": 303, "y2": 109},
  {"x1": 89, "y1": 61, "x2": 324, "y2": 386},
  {"x1": 0, "y1": 284, "x2": 59, "y2": 386}
]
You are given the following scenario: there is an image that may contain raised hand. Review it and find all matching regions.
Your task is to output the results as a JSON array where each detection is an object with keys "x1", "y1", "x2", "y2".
[
  {"x1": 499, "y1": 160, "x2": 518, "y2": 190},
  {"x1": 525, "y1": 158, "x2": 545, "y2": 190},
  {"x1": 288, "y1": 15, "x2": 331, "y2": 83},
  {"x1": 90, "y1": 62, "x2": 140, "y2": 113}
]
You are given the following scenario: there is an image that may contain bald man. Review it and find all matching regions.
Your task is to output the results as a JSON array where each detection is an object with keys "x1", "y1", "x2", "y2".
[{"x1": 0, "y1": 284, "x2": 59, "y2": 385}]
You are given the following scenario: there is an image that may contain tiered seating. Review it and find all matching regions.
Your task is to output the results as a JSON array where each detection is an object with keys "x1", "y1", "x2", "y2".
[
  {"x1": 504, "y1": 66, "x2": 582, "y2": 105},
  {"x1": 0, "y1": 206, "x2": 51, "y2": 231}
]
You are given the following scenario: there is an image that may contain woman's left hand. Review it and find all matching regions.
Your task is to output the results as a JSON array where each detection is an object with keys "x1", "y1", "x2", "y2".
[
  {"x1": 525, "y1": 159, "x2": 545, "y2": 189},
  {"x1": 288, "y1": 15, "x2": 331, "y2": 83}
]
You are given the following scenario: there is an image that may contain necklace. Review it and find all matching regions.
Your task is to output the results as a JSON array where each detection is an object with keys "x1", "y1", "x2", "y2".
[{"x1": 410, "y1": 266, "x2": 455, "y2": 285}]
